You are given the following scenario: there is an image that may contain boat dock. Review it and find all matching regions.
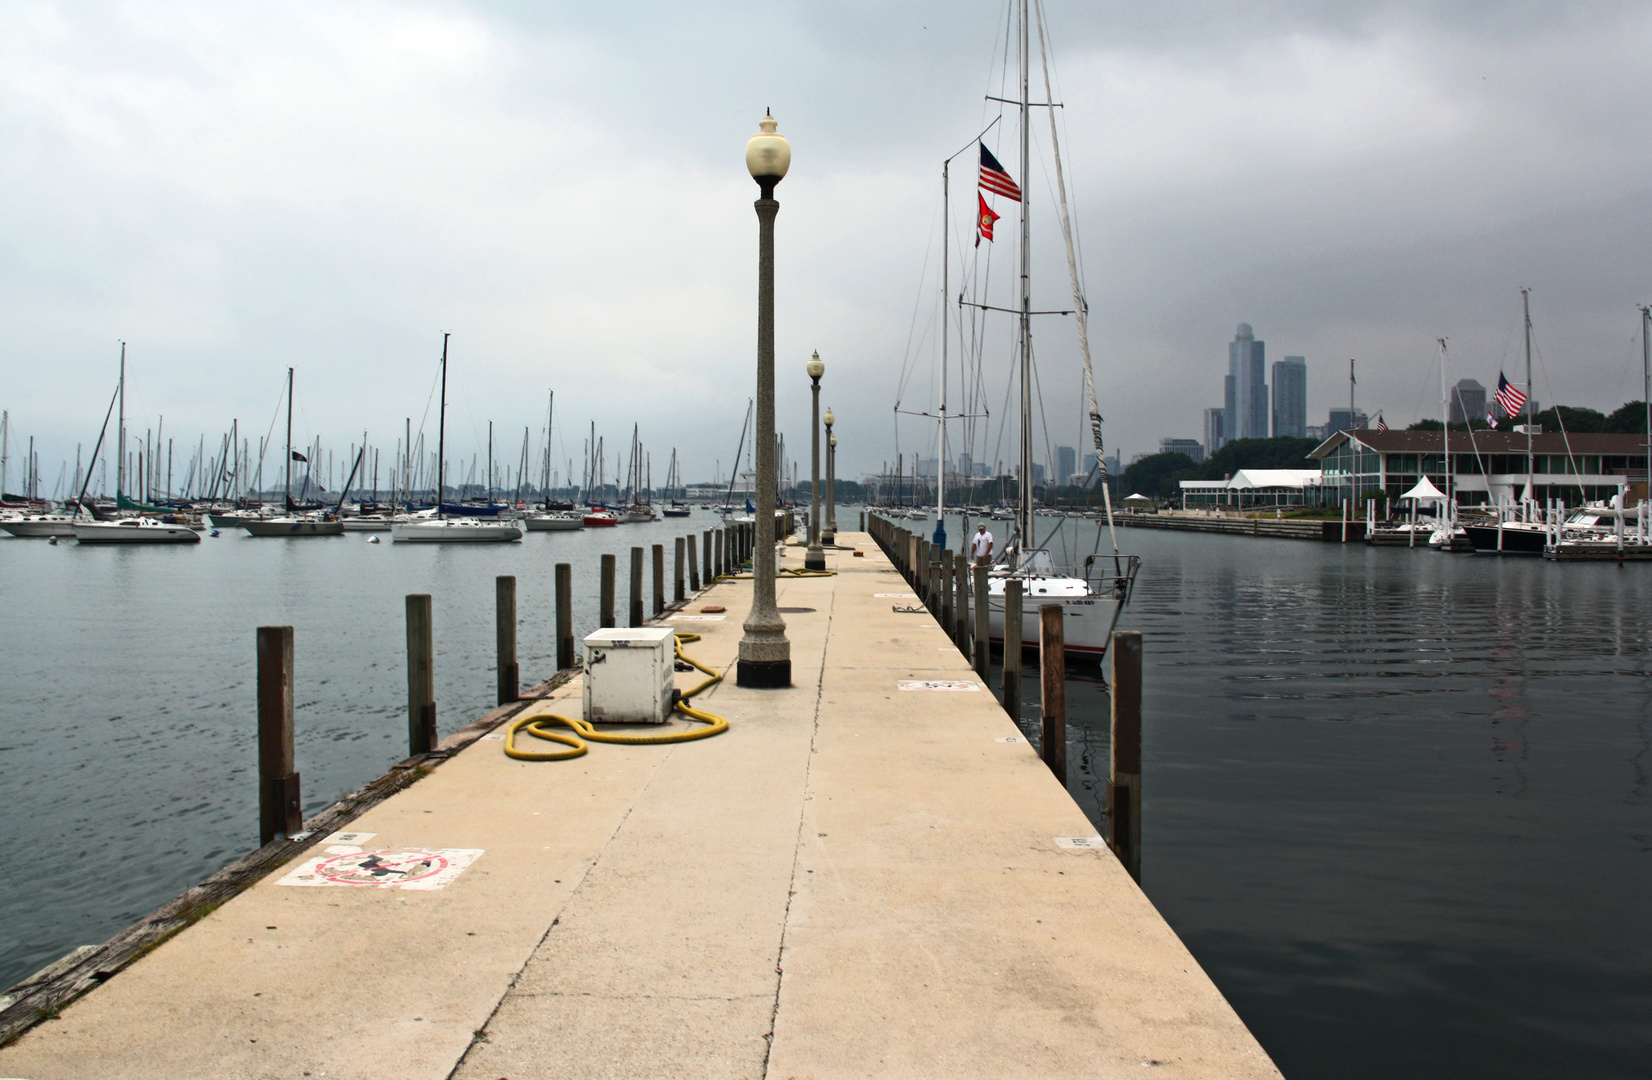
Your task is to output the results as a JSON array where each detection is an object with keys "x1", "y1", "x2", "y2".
[{"x1": 0, "y1": 529, "x2": 1279, "y2": 1079}]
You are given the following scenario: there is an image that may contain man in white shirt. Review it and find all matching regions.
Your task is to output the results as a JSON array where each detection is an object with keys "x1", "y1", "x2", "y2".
[{"x1": 969, "y1": 523, "x2": 994, "y2": 567}]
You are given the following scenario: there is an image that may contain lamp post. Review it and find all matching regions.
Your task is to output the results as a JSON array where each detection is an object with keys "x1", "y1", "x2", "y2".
[
  {"x1": 738, "y1": 110, "x2": 791, "y2": 688},
  {"x1": 806, "y1": 351, "x2": 826, "y2": 571},
  {"x1": 823, "y1": 409, "x2": 837, "y2": 545}
]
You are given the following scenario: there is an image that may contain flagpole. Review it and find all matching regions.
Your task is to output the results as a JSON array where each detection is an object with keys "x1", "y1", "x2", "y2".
[{"x1": 1018, "y1": 0, "x2": 1033, "y2": 554}]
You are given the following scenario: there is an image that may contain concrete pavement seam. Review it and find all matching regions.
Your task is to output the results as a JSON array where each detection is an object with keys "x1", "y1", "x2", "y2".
[{"x1": 758, "y1": 557, "x2": 835, "y2": 1079}]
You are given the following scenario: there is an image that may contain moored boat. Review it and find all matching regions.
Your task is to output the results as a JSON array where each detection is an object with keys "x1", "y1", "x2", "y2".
[{"x1": 73, "y1": 517, "x2": 200, "y2": 544}]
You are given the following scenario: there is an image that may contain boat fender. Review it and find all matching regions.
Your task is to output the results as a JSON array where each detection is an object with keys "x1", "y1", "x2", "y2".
[
  {"x1": 209, "y1": 529, "x2": 220, "y2": 537},
  {"x1": 368, "y1": 535, "x2": 381, "y2": 543}
]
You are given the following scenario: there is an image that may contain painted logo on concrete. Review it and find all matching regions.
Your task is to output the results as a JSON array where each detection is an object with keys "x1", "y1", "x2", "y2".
[{"x1": 278, "y1": 847, "x2": 484, "y2": 890}]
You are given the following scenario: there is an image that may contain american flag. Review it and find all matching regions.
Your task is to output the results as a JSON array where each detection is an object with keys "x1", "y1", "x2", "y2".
[
  {"x1": 1494, "y1": 372, "x2": 1528, "y2": 418},
  {"x1": 979, "y1": 144, "x2": 1021, "y2": 202},
  {"x1": 1376, "y1": 414, "x2": 1388, "y2": 432},
  {"x1": 1486, "y1": 411, "x2": 1498, "y2": 430}
]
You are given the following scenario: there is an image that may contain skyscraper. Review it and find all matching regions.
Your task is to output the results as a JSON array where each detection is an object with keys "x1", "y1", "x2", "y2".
[
  {"x1": 1226, "y1": 324, "x2": 1267, "y2": 442},
  {"x1": 1272, "y1": 356, "x2": 1307, "y2": 438},
  {"x1": 1203, "y1": 407, "x2": 1225, "y2": 457},
  {"x1": 1056, "y1": 445, "x2": 1076, "y2": 485},
  {"x1": 1449, "y1": 379, "x2": 1486, "y2": 425}
]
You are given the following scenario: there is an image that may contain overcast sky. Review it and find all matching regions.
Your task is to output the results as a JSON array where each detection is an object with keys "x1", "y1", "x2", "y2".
[{"x1": 2, "y1": 0, "x2": 1650, "y2": 493}]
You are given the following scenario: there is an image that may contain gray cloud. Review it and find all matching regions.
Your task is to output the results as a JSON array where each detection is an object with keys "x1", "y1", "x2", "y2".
[{"x1": 1, "y1": 1, "x2": 1649, "y2": 493}]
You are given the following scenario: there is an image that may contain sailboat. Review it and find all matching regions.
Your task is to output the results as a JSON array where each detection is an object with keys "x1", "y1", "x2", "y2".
[
  {"x1": 661, "y1": 449, "x2": 691, "y2": 517},
  {"x1": 392, "y1": 334, "x2": 523, "y2": 542},
  {"x1": 957, "y1": 0, "x2": 1138, "y2": 661},
  {"x1": 71, "y1": 345, "x2": 200, "y2": 545},
  {"x1": 524, "y1": 391, "x2": 583, "y2": 531},
  {"x1": 243, "y1": 368, "x2": 346, "y2": 537}
]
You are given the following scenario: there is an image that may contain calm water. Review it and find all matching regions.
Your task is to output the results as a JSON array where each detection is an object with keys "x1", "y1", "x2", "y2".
[{"x1": 4, "y1": 514, "x2": 1650, "y2": 1078}]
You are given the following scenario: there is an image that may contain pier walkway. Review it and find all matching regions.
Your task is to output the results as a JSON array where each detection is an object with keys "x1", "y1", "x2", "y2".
[{"x1": 0, "y1": 531, "x2": 1279, "y2": 1079}]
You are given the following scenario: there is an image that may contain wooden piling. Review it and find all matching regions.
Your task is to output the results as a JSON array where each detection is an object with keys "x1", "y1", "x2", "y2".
[
  {"x1": 939, "y1": 549, "x2": 952, "y2": 627},
  {"x1": 630, "y1": 546, "x2": 645, "y2": 627},
  {"x1": 555, "y1": 563, "x2": 574, "y2": 670},
  {"x1": 1003, "y1": 578, "x2": 1022, "y2": 718},
  {"x1": 496, "y1": 575, "x2": 518, "y2": 705},
  {"x1": 698, "y1": 530, "x2": 709, "y2": 587},
  {"x1": 1108, "y1": 630, "x2": 1143, "y2": 883},
  {"x1": 973, "y1": 564, "x2": 989, "y2": 678},
  {"x1": 600, "y1": 554, "x2": 616, "y2": 628},
  {"x1": 954, "y1": 551, "x2": 969, "y2": 652},
  {"x1": 652, "y1": 543, "x2": 665, "y2": 617},
  {"x1": 256, "y1": 625, "x2": 301, "y2": 845},
  {"x1": 674, "y1": 537, "x2": 686, "y2": 602},
  {"x1": 714, "y1": 528, "x2": 724, "y2": 577},
  {"x1": 1039, "y1": 604, "x2": 1066, "y2": 787},
  {"x1": 405, "y1": 594, "x2": 436, "y2": 756}
]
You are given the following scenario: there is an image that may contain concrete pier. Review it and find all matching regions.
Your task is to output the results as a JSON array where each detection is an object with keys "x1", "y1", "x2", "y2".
[{"x1": 0, "y1": 531, "x2": 1279, "y2": 1079}]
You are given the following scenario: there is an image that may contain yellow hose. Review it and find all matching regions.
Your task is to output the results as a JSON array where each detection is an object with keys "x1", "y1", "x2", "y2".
[{"x1": 504, "y1": 632, "x2": 728, "y2": 761}]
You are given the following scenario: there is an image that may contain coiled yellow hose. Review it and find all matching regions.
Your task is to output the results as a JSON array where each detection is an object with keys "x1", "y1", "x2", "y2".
[{"x1": 503, "y1": 632, "x2": 728, "y2": 762}]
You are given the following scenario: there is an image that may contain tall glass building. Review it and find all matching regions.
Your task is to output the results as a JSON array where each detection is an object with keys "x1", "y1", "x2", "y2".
[
  {"x1": 1226, "y1": 324, "x2": 1268, "y2": 442},
  {"x1": 1272, "y1": 356, "x2": 1307, "y2": 438}
]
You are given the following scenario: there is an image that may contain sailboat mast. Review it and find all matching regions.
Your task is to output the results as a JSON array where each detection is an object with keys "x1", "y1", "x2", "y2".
[
  {"x1": 117, "y1": 342, "x2": 126, "y2": 501},
  {"x1": 1017, "y1": 0, "x2": 1034, "y2": 552},
  {"x1": 1642, "y1": 304, "x2": 1651, "y2": 510},
  {"x1": 939, "y1": 157, "x2": 949, "y2": 535},
  {"x1": 1439, "y1": 339, "x2": 1451, "y2": 507},
  {"x1": 284, "y1": 367, "x2": 293, "y2": 510},
  {"x1": 437, "y1": 333, "x2": 449, "y2": 516},
  {"x1": 1523, "y1": 288, "x2": 1533, "y2": 501}
]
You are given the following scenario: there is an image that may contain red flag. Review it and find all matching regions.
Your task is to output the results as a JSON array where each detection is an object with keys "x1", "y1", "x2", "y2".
[{"x1": 976, "y1": 193, "x2": 1000, "y2": 246}]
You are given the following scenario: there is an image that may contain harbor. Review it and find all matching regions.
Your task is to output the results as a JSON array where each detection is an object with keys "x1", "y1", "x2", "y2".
[
  {"x1": 0, "y1": 527, "x2": 1281, "y2": 1078},
  {"x1": 3, "y1": 2, "x2": 1652, "y2": 1077}
]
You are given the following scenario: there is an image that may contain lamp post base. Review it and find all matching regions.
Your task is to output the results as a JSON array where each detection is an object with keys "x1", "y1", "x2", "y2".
[
  {"x1": 736, "y1": 658, "x2": 792, "y2": 688},
  {"x1": 821, "y1": 529, "x2": 836, "y2": 546},
  {"x1": 805, "y1": 545, "x2": 826, "y2": 571}
]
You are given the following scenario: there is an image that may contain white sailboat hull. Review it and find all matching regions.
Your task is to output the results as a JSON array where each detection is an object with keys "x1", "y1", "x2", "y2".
[
  {"x1": 2, "y1": 515, "x2": 76, "y2": 537},
  {"x1": 524, "y1": 514, "x2": 584, "y2": 532},
  {"x1": 72, "y1": 519, "x2": 201, "y2": 544},
  {"x1": 985, "y1": 585, "x2": 1123, "y2": 662},
  {"x1": 391, "y1": 518, "x2": 523, "y2": 542}
]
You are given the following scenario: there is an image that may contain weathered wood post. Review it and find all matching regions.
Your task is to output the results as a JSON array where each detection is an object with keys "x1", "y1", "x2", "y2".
[
  {"x1": 600, "y1": 554, "x2": 616, "y2": 628},
  {"x1": 674, "y1": 537, "x2": 686, "y2": 602},
  {"x1": 1039, "y1": 604, "x2": 1066, "y2": 786},
  {"x1": 714, "y1": 528, "x2": 724, "y2": 577},
  {"x1": 1002, "y1": 578, "x2": 1023, "y2": 718},
  {"x1": 938, "y1": 548, "x2": 953, "y2": 627},
  {"x1": 1108, "y1": 630, "x2": 1143, "y2": 882},
  {"x1": 699, "y1": 530, "x2": 710, "y2": 587},
  {"x1": 405, "y1": 594, "x2": 436, "y2": 756},
  {"x1": 257, "y1": 625, "x2": 301, "y2": 845},
  {"x1": 973, "y1": 564, "x2": 989, "y2": 677},
  {"x1": 555, "y1": 563, "x2": 574, "y2": 670},
  {"x1": 496, "y1": 575, "x2": 518, "y2": 705},
  {"x1": 954, "y1": 551, "x2": 969, "y2": 652},
  {"x1": 630, "y1": 546, "x2": 645, "y2": 627},
  {"x1": 652, "y1": 543, "x2": 665, "y2": 617},
  {"x1": 917, "y1": 539, "x2": 930, "y2": 602}
]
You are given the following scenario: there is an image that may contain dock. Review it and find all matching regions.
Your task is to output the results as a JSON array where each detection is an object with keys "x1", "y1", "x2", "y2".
[{"x1": 0, "y1": 530, "x2": 1280, "y2": 1079}]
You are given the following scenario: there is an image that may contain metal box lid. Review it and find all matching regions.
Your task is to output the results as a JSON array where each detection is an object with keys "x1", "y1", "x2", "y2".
[{"x1": 583, "y1": 627, "x2": 675, "y2": 648}]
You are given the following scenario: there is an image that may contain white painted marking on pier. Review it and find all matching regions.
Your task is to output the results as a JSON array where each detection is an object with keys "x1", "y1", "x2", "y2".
[
  {"x1": 1054, "y1": 836, "x2": 1106, "y2": 851},
  {"x1": 668, "y1": 614, "x2": 726, "y2": 621},
  {"x1": 874, "y1": 592, "x2": 918, "y2": 597},
  {"x1": 277, "y1": 848, "x2": 483, "y2": 890},
  {"x1": 898, "y1": 680, "x2": 980, "y2": 692},
  {"x1": 482, "y1": 732, "x2": 505, "y2": 740},
  {"x1": 324, "y1": 845, "x2": 364, "y2": 855},
  {"x1": 996, "y1": 736, "x2": 1024, "y2": 743},
  {"x1": 324, "y1": 831, "x2": 375, "y2": 845}
]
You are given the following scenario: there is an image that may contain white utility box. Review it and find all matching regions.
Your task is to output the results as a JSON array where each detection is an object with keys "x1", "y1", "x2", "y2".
[{"x1": 582, "y1": 627, "x2": 676, "y2": 724}]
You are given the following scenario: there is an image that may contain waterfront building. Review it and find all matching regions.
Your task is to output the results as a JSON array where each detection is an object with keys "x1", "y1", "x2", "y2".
[
  {"x1": 1178, "y1": 469, "x2": 1322, "y2": 509},
  {"x1": 1310, "y1": 430, "x2": 1649, "y2": 506},
  {"x1": 1056, "y1": 445, "x2": 1076, "y2": 483},
  {"x1": 1226, "y1": 324, "x2": 1268, "y2": 442},
  {"x1": 1159, "y1": 437, "x2": 1205, "y2": 464},
  {"x1": 1449, "y1": 379, "x2": 1487, "y2": 425},
  {"x1": 1272, "y1": 357, "x2": 1307, "y2": 438},
  {"x1": 1203, "y1": 408, "x2": 1225, "y2": 457}
]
